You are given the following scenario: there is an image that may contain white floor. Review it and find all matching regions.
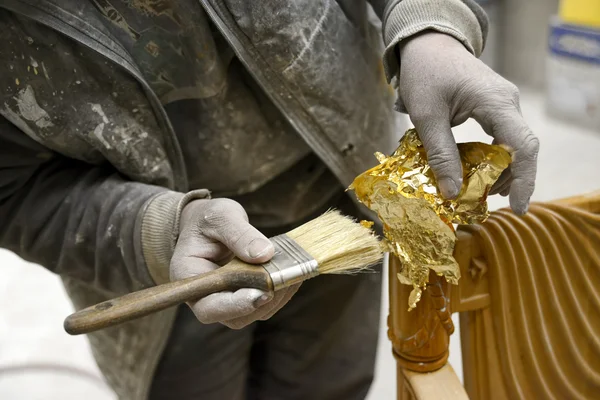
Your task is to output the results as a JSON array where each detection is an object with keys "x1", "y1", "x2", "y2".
[{"x1": 1, "y1": 89, "x2": 599, "y2": 399}]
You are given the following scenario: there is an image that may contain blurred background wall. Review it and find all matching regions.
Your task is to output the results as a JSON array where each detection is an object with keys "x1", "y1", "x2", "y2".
[{"x1": 495, "y1": 0, "x2": 561, "y2": 88}]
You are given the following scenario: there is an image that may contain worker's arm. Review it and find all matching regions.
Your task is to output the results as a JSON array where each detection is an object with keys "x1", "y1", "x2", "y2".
[
  {"x1": 0, "y1": 115, "x2": 168, "y2": 295},
  {"x1": 370, "y1": 0, "x2": 538, "y2": 215},
  {"x1": 0, "y1": 9, "x2": 295, "y2": 328},
  {"x1": 0, "y1": 115, "x2": 295, "y2": 327},
  {"x1": 368, "y1": 0, "x2": 488, "y2": 76}
]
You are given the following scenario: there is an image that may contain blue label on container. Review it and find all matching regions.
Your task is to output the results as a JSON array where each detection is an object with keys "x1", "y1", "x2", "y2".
[{"x1": 549, "y1": 23, "x2": 600, "y2": 65}]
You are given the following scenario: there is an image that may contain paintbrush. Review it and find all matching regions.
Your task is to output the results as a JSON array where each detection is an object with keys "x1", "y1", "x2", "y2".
[{"x1": 64, "y1": 210, "x2": 382, "y2": 335}]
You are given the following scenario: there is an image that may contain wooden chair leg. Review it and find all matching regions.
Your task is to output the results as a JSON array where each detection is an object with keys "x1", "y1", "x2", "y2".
[{"x1": 388, "y1": 256, "x2": 457, "y2": 399}]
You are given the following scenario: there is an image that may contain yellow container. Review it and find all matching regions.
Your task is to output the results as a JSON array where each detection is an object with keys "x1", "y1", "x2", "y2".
[{"x1": 560, "y1": 0, "x2": 600, "y2": 28}]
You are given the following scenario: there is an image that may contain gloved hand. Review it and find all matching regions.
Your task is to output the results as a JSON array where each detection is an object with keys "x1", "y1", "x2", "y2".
[
  {"x1": 171, "y1": 198, "x2": 300, "y2": 329},
  {"x1": 398, "y1": 32, "x2": 539, "y2": 215}
]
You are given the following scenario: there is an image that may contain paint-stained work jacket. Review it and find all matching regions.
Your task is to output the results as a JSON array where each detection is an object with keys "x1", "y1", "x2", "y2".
[{"x1": 0, "y1": 1, "x2": 487, "y2": 398}]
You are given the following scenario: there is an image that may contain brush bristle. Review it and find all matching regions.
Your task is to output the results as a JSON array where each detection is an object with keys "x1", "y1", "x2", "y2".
[{"x1": 286, "y1": 210, "x2": 383, "y2": 274}]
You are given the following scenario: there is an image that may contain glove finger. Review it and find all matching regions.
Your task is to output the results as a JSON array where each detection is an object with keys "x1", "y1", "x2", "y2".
[
  {"x1": 170, "y1": 255, "x2": 219, "y2": 281},
  {"x1": 490, "y1": 167, "x2": 512, "y2": 195},
  {"x1": 257, "y1": 283, "x2": 301, "y2": 321},
  {"x1": 476, "y1": 111, "x2": 539, "y2": 215},
  {"x1": 222, "y1": 292, "x2": 283, "y2": 326},
  {"x1": 490, "y1": 180, "x2": 511, "y2": 196},
  {"x1": 410, "y1": 113, "x2": 463, "y2": 199},
  {"x1": 495, "y1": 181, "x2": 512, "y2": 197},
  {"x1": 191, "y1": 288, "x2": 272, "y2": 326},
  {"x1": 221, "y1": 285, "x2": 298, "y2": 328},
  {"x1": 173, "y1": 235, "x2": 231, "y2": 262},
  {"x1": 200, "y1": 199, "x2": 274, "y2": 263}
]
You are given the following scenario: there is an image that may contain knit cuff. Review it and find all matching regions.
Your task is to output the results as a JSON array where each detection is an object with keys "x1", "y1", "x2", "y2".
[
  {"x1": 382, "y1": 0, "x2": 485, "y2": 82},
  {"x1": 140, "y1": 189, "x2": 211, "y2": 284}
]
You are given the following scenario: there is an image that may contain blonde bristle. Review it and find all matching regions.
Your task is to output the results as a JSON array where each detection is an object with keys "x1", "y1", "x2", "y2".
[{"x1": 286, "y1": 210, "x2": 383, "y2": 274}]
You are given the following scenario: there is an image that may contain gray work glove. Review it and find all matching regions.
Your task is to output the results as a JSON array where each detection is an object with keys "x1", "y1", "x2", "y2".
[
  {"x1": 171, "y1": 198, "x2": 300, "y2": 329},
  {"x1": 398, "y1": 32, "x2": 539, "y2": 215}
]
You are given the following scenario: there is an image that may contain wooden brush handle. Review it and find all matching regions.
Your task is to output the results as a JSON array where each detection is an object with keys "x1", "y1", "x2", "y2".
[{"x1": 64, "y1": 260, "x2": 272, "y2": 335}]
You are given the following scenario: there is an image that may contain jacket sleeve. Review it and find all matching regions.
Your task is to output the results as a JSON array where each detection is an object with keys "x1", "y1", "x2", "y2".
[
  {"x1": 0, "y1": 115, "x2": 198, "y2": 295},
  {"x1": 368, "y1": 0, "x2": 489, "y2": 82}
]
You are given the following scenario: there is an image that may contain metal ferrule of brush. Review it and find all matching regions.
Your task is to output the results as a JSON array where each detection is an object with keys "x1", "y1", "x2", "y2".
[{"x1": 262, "y1": 234, "x2": 319, "y2": 291}]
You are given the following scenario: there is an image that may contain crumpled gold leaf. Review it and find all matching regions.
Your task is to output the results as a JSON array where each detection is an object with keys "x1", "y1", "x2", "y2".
[{"x1": 349, "y1": 129, "x2": 511, "y2": 310}]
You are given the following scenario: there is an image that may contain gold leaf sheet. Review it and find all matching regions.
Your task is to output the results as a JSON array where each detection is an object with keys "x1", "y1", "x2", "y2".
[{"x1": 349, "y1": 129, "x2": 511, "y2": 310}]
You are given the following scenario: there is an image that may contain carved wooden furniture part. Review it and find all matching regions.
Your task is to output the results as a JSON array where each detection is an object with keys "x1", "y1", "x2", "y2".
[{"x1": 388, "y1": 192, "x2": 600, "y2": 399}]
